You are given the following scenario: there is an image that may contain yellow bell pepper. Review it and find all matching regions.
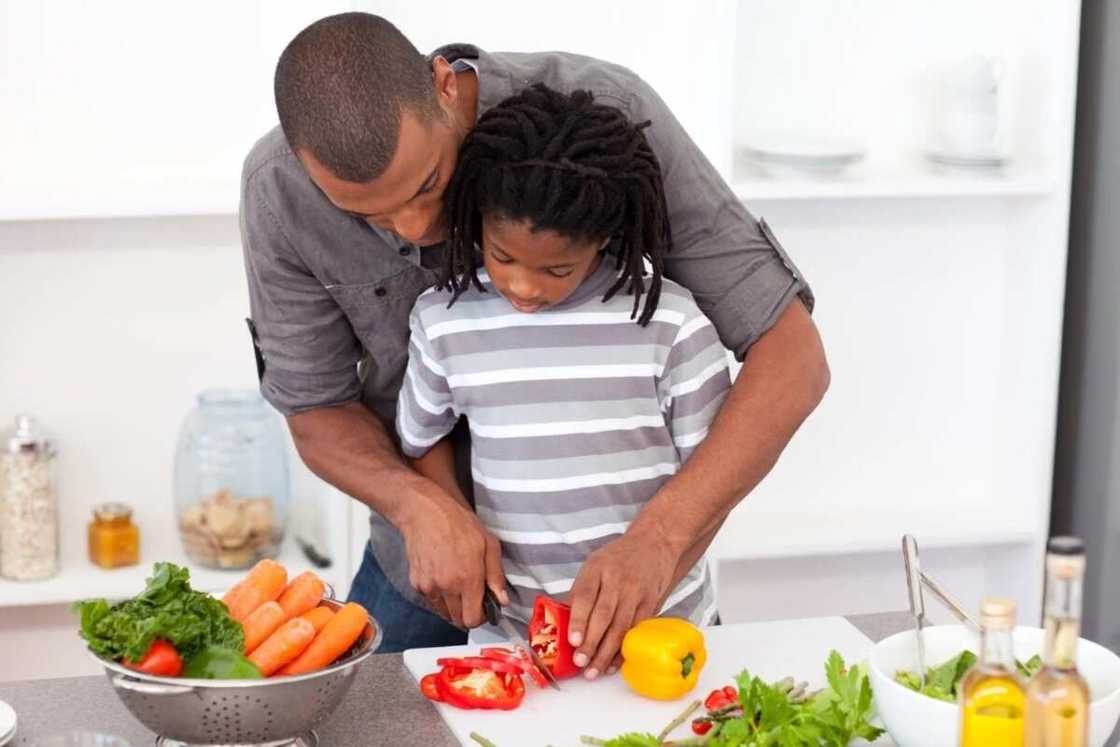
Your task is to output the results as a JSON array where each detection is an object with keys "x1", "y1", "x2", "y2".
[{"x1": 619, "y1": 617, "x2": 707, "y2": 700}]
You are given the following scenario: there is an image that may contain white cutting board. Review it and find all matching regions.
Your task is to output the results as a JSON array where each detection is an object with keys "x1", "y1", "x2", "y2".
[{"x1": 404, "y1": 616, "x2": 885, "y2": 747}]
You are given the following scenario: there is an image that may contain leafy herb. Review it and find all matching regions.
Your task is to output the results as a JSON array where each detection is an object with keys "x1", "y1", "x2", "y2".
[
  {"x1": 74, "y1": 562, "x2": 243, "y2": 663},
  {"x1": 585, "y1": 650, "x2": 883, "y2": 746}
]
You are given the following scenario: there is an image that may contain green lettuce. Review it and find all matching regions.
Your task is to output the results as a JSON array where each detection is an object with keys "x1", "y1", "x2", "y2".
[
  {"x1": 74, "y1": 562, "x2": 243, "y2": 663},
  {"x1": 896, "y1": 650, "x2": 1043, "y2": 703}
]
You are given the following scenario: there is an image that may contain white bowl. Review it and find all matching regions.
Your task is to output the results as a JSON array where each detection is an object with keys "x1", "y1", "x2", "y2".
[{"x1": 869, "y1": 625, "x2": 1120, "y2": 747}]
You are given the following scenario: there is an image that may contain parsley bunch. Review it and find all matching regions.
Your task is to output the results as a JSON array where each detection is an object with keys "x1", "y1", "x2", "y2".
[{"x1": 588, "y1": 651, "x2": 884, "y2": 746}]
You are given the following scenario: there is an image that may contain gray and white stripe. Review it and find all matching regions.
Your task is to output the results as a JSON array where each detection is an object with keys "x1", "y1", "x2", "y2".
[{"x1": 397, "y1": 263, "x2": 729, "y2": 625}]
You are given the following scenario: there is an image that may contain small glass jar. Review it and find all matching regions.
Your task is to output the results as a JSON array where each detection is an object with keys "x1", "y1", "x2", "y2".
[
  {"x1": 88, "y1": 503, "x2": 140, "y2": 569},
  {"x1": 0, "y1": 415, "x2": 60, "y2": 581},
  {"x1": 174, "y1": 389, "x2": 289, "y2": 569}
]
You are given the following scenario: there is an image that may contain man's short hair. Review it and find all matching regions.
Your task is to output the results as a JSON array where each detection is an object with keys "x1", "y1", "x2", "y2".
[{"x1": 274, "y1": 13, "x2": 440, "y2": 182}]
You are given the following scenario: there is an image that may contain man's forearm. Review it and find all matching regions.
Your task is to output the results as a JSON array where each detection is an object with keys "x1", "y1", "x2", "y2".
[
  {"x1": 629, "y1": 299, "x2": 830, "y2": 560},
  {"x1": 286, "y1": 400, "x2": 444, "y2": 531},
  {"x1": 408, "y1": 438, "x2": 470, "y2": 510}
]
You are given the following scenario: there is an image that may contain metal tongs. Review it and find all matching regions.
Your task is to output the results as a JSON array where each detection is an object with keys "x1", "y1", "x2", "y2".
[{"x1": 902, "y1": 534, "x2": 980, "y2": 688}]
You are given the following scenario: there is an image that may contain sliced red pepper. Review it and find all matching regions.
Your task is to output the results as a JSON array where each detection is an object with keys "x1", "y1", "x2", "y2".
[
  {"x1": 123, "y1": 640, "x2": 183, "y2": 677},
  {"x1": 419, "y1": 673, "x2": 441, "y2": 702},
  {"x1": 527, "y1": 596, "x2": 580, "y2": 680},
  {"x1": 435, "y1": 665, "x2": 525, "y2": 710},
  {"x1": 436, "y1": 656, "x2": 525, "y2": 675},
  {"x1": 480, "y1": 647, "x2": 548, "y2": 688}
]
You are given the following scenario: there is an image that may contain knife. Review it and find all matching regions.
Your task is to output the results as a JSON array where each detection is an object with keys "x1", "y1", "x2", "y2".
[{"x1": 482, "y1": 587, "x2": 562, "y2": 691}]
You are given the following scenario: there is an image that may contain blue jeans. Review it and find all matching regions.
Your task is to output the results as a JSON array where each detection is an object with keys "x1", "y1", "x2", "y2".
[{"x1": 347, "y1": 543, "x2": 467, "y2": 653}]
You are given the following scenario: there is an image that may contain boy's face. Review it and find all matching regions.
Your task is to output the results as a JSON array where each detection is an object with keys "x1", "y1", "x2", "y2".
[{"x1": 481, "y1": 216, "x2": 607, "y2": 313}]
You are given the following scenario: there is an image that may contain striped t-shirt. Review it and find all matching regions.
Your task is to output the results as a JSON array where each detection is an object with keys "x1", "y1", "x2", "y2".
[{"x1": 396, "y1": 258, "x2": 731, "y2": 626}]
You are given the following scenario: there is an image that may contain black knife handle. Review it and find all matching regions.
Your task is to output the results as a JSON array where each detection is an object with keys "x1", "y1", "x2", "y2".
[{"x1": 482, "y1": 587, "x2": 502, "y2": 627}]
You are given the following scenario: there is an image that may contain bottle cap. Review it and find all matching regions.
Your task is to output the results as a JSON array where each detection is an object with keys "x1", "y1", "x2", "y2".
[
  {"x1": 979, "y1": 596, "x2": 1017, "y2": 628},
  {"x1": 1047, "y1": 536, "x2": 1085, "y2": 556},
  {"x1": 93, "y1": 503, "x2": 133, "y2": 522},
  {"x1": 4, "y1": 415, "x2": 55, "y2": 456}
]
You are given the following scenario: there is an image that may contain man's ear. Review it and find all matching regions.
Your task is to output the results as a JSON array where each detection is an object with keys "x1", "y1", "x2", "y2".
[{"x1": 431, "y1": 56, "x2": 459, "y2": 109}]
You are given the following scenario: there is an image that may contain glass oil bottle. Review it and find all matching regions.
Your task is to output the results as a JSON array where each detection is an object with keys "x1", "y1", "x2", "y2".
[
  {"x1": 1025, "y1": 536, "x2": 1089, "y2": 747},
  {"x1": 960, "y1": 596, "x2": 1026, "y2": 746}
]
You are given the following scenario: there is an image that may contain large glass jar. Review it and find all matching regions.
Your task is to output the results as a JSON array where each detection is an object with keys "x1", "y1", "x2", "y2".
[
  {"x1": 174, "y1": 389, "x2": 289, "y2": 569},
  {"x1": 0, "y1": 415, "x2": 59, "y2": 580}
]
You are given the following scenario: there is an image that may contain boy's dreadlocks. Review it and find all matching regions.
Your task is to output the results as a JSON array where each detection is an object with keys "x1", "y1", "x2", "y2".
[{"x1": 442, "y1": 83, "x2": 671, "y2": 325}]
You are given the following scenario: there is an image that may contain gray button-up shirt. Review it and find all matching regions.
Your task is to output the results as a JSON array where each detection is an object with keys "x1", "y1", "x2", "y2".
[{"x1": 239, "y1": 43, "x2": 813, "y2": 606}]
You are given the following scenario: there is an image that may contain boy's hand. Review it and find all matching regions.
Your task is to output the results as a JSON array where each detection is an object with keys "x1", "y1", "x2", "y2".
[{"x1": 565, "y1": 528, "x2": 677, "y2": 679}]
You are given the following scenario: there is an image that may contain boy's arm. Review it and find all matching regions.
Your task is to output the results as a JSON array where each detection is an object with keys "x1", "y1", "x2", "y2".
[
  {"x1": 397, "y1": 307, "x2": 508, "y2": 627},
  {"x1": 408, "y1": 437, "x2": 470, "y2": 510}
]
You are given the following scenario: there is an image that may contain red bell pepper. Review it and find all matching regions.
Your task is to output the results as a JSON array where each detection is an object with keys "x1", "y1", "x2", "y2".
[
  {"x1": 420, "y1": 673, "x2": 441, "y2": 702},
  {"x1": 528, "y1": 596, "x2": 580, "y2": 680},
  {"x1": 123, "y1": 640, "x2": 183, "y2": 677},
  {"x1": 481, "y1": 647, "x2": 549, "y2": 688},
  {"x1": 435, "y1": 662, "x2": 525, "y2": 710}
]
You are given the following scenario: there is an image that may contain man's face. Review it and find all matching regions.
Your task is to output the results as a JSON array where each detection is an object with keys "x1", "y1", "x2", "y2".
[
  {"x1": 480, "y1": 216, "x2": 606, "y2": 313},
  {"x1": 299, "y1": 108, "x2": 465, "y2": 247}
]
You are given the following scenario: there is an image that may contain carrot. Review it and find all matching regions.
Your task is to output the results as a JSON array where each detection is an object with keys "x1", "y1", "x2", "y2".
[
  {"x1": 241, "y1": 601, "x2": 286, "y2": 655},
  {"x1": 300, "y1": 606, "x2": 335, "y2": 633},
  {"x1": 222, "y1": 559, "x2": 288, "y2": 623},
  {"x1": 277, "y1": 602, "x2": 369, "y2": 676},
  {"x1": 277, "y1": 571, "x2": 325, "y2": 619},
  {"x1": 248, "y1": 617, "x2": 316, "y2": 676}
]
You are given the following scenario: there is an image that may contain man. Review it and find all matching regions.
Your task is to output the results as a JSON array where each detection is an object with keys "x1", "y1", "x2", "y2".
[{"x1": 240, "y1": 13, "x2": 828, "y2": 678}]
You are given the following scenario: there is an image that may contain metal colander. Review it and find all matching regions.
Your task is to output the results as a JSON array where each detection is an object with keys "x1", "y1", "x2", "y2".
[{"x1": 92, "y1": 598, "x2": 381, "y2": 746}]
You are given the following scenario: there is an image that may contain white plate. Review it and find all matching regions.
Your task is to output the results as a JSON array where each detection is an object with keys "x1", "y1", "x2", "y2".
[
  {"x1": 0, "y1": 700, "x2": 16, "y2": 747},
  {"x1": 924, "y1": 142, "x2": 1010, "y2": 168},
  {"x1": 743, "y1": 136, "x2": 866, "y2": 178}
]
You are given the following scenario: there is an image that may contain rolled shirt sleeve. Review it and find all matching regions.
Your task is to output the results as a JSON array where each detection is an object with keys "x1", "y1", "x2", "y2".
[
  {"x1": 625, "y1": 76, "x2": 815, "y2": 359},
  {"x1": 239, "y1": 172, "x2": 364, "y2": 416}
]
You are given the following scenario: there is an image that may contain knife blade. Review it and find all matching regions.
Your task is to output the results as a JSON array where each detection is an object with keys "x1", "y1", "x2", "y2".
[{"x1": 483, "y1": 587, "x2": 562, "y2": 691}]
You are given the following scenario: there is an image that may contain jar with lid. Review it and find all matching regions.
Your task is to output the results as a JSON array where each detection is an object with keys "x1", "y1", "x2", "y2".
[
  {"x1": 88, "y1": 502, "x2": 140, "y2": 569},
  {"x1": 174, "y1": 389, "x2": 289, "y2": 569},
  {"x1": 0, "y1": 415, "x2": 60, "y2": 580}
]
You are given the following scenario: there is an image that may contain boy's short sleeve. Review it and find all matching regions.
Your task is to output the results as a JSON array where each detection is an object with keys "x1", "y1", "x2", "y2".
[
  {"x1": 658, "y1": 307, "x2": 732, "y2": 464},
  {"x1": 396, "y1": 307, "x2": 458, "y2": 458}
]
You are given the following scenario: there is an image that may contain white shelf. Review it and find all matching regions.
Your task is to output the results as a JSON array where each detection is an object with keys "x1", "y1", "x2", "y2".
[
  {"x1": 0, "y1": 536, "x2": 343, "y2": 609},
  {"x1": 711, "y1": 508, "x2": 1038, "y2": 563},
  {"x1": 0, "y1": 182, "x2": 239, "y2": 222},
  {"x1": 733, "y1": 170, "x2": 1054, "y2": 202}
]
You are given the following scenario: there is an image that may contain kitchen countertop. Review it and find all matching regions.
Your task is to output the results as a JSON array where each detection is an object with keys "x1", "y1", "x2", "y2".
[{"x1": 1, "y1": 613, "x2": 912, "y2": 746}]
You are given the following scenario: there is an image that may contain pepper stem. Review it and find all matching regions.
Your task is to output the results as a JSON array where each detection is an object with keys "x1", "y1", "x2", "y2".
[{"x1": 681, "y1": 652, "x2": 696, "y2": 678}]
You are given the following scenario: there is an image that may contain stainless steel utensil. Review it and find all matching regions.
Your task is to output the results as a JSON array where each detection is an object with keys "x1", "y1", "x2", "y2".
[
  {"x1": 901, "y1": 534, "x2": 981, "y2": 686},
  {"x1": 93, "y1": 597, "x2": 381, "y2": 746}
]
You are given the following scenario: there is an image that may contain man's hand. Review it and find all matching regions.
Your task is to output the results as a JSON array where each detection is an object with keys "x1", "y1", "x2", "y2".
[
  {"x1": 399, "y1": 487, "x2": 508, "y2": 630},
  {"x1": 566, "y1": 528, "x2": 677, "y2": 679}
]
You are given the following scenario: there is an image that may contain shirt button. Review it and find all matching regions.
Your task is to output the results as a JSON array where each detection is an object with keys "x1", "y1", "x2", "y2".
[
  {"x1": 374, "y1": 287, "x2": 387, "y2": 297},
  {"x1": 398, "y1": 245, "x2": 411, "y2": 256}
]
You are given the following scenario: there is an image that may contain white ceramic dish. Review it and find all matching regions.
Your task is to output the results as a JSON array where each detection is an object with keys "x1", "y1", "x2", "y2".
[
  {"x1": 0, "y1": 699, "x2": 15, "y2": 747},
  {"x1": 869, "y1": 624, "x2": 1120, "y2": 747},
  {"x1": 743, "y1": 136, "x2": 866, "y2": 178}
]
